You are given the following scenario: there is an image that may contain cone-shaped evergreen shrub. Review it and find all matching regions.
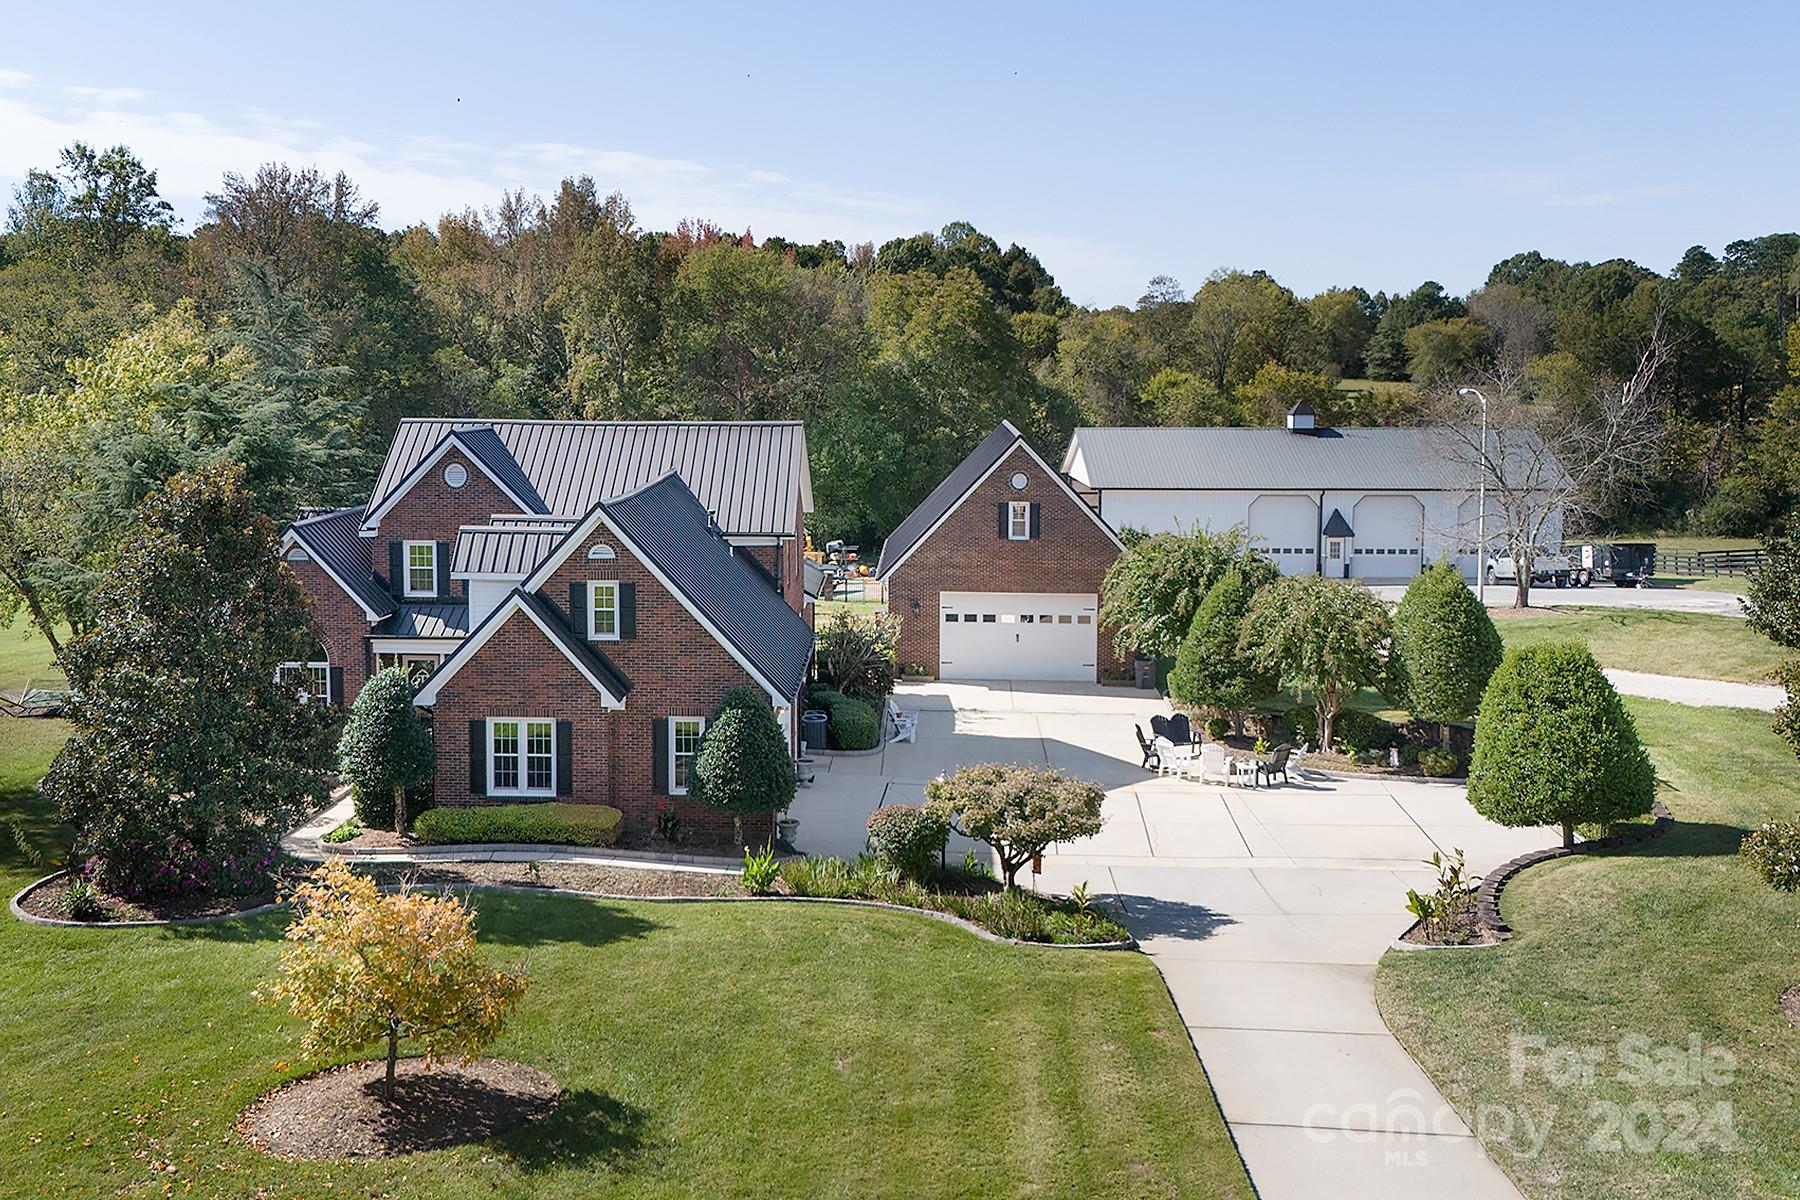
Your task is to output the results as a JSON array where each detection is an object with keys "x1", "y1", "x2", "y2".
[
  {"x1": 1390, "y1": 561, "x2": 1503, "y2": 725},
  {"x1": 690, "y1": 692, "x2": 797, "y2": 819},
  {"x1": 1467, "y1": 642, "x2": 1655, "y2": 848},
  {"x1": 1167, "y1": 566, "x2": 1271, "y2": 726}
]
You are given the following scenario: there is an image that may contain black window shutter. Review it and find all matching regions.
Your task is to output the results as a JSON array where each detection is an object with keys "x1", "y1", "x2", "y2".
[
  {"x1": 997, "y1": 502, "x2": 1009, "y2": 538},
  {"x1": 1029, "y1": 502, "x2": 1041, "y2": 538},
  {"x1": 469, "y1": 719, "x2": 487, "y2": 796},
  {"x1": 652, "y1": 717, "x2": 669, "y2": 795},
  {"x1": 328, "y1": 666, "x2": 344, "y2": 707},
  {"x1": 569, "y1": 582, "x2": 587, "y2": 638},
  {"x1": 387, "y1": 541, "x2": 403, "y2": 598},
  {"x1": 436, "y1": 541, "x2": 451, "y2": 599},
  {"x1": 620, "y1": 582, "x2": 637, "y2": 639},
  {"x1": 555, "y1": 720, "x2": 573, "y2": 796}
]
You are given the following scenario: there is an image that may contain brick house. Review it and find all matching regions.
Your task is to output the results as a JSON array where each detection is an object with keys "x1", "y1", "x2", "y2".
[
  {"x1": 876, "y1": 421, "x2": 1126, "y2": 682},
  {"x1": 280, "y1": 419, "x2": 814, "y2": 837}
]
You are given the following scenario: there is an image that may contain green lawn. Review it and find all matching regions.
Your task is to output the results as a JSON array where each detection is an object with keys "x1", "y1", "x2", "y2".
[
  {"x1": 1376, "y1": 699, "x2": 1800, "y2": 1199},
  {"x1": 0, "y1": 622, "x2": 1249, "y2": 1200},
  {"x1": 0, "y1": 616, "x2": 65, "y2": 693},
  {"x1": 1494, "y1": 607, "x2": 1779, "y2": 683},
  {"x1": 814, "y1": 597, "x2": 886, "y2": 621}
]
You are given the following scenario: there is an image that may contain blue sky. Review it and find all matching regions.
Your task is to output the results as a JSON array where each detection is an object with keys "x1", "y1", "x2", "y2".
[{"x1": 2, "y1": 1, "x2": 1795, "y2": 306}]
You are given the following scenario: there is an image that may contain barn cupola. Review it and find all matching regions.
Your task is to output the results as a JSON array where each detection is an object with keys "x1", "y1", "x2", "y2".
[{"x1": 1285, "y1": 400, "x2": 1316, "y2": 434}]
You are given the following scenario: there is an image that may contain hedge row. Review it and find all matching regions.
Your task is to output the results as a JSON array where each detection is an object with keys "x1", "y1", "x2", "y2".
[{"x1": 412, "y1": 802, "x2": 623, "y2": 847}]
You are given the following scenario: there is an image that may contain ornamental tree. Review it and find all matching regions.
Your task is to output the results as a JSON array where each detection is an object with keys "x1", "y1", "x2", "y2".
[
  {"x1": 690, "y1": 688, "x2": 796, "y2": 844},
  {"x1": 1239, "y1": 575, "x2": 1392, "y2": 751},
  {"x1": 1388, "y1": 561, "x2": 1503, "y2": 739},
  {"x1": 1744, "y1": 516, "x2": 1800, "y2": 758},
  {"x1": 1167, "y1": 565, "x2": 1273, "y2": 730},
  {"x1": 1099, "y1": 526, "x2": 1278, "y2": 660},
  {"x1": 924, "y1": 763, "x2": 1105, "y2": 888},
  {"x1": 338, "y1": 667, "x2": 436, "y2": 832},
  {"x1": 39, "y1": 463, "x2": 336, "y2": 897},
  {"x1": 260, "y1": 862, "x2": 528, "y2": 1105},
  {"x1": 1467, "y1": 643, "x2": 1656, "y2": 849}
]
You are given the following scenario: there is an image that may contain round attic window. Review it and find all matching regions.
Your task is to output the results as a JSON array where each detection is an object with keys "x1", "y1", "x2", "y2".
[
  {"x1": 1010, "y1": 472, "x2": 1028, "y2": 490},
  {"x1": 443, "y1": 462, "x2": 468, "y2": 489}
]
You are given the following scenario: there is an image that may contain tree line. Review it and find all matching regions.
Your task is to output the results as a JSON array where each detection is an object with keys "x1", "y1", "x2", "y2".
[{"x1": 3, "y1": 140, "x2": 1798, "y2": 652}]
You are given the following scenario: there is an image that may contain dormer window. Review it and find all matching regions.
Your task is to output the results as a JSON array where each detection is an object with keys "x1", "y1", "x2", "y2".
[
  {"x1": 404, "y1": 541, "x2": 437, "y2": 597},
  {"x1": 589, "y1": 580, "x2": 620, "y2": 641}
]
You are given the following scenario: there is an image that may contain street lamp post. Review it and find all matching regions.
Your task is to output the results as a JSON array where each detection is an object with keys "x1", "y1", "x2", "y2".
[{"x1": 1457, "y1": 387, "x2": 1489, "y2": 601}]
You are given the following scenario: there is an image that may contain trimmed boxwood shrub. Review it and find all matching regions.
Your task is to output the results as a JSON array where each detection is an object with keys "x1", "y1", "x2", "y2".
[
  {"x1": 413, "y1": 802, "x2": 623, "y2": 847},
  {"x1": 812, "y1": 688, "x2": 880, "y2": 750},
  {"x1": 1388, "y1": 561, "x2": 1503, "y2": 727},
  {"x1": 1741, "y1": 822, "x2": 1800, "y2": 891},
  {"x1": 339, "y1": 667, "x2": 436, "y2": 832},
  {"x1": 690, "y1": 692, "x2": 797, "y2": 826},
  {"x1": 866, "y1": 805, "x2": 949, "y2": 879},
  {"x1": 1467, "y1": 643, "x2": 1656, "y2": 849},
  {"x1": 1418, "y1": 747, "x2": 1459, "y2": 778},
  {"x1": 1292, "y1": 707, "x2": 1395, "y2": 754}
]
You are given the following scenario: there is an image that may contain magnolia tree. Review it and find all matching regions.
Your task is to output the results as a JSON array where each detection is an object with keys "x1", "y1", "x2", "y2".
[
  {"x1": 1467, "y1": 643, "x2": 1655, "y2": 849},
  {"x1": 690, "y1": 687, "x2": 796, "y2": 846},
  {"x1": 1388, "y1": 561, "x2": 1503, "y2": 744},
  {"x1": 261, "y1": 862, "x2": 528, "y2": 1104},
  {"x1": 338, "y1": 667, "x2": 435, "y2": 832},
  {"x1": 1240, "y1": 575, "x2": 1392, "y2": 751},
  {"x1": 1099, "y1": 525, "x2": 1277, "y2": 661},
  {"x1": 924, "y1": 763, "x2": 1104, "y2": 888},
  {"x1": 40, "y1": 464, "x2": 335, "y2": 897}
]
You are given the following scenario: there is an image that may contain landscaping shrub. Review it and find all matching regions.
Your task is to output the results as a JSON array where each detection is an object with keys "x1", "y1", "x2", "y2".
[
  {"x1": 690, "y1": 693, "x2": 797, "y2": 835},
  {"x1": 1167, "y1": 566, "x2": 1272, "y2": 728},
  {"x1": 412, "y1": 803, "x2": 623, "y2": 847},
  {"x1": 1099, "y1": 526, "x2": 1279, "y2": 660},
  {"x1": 813, "y1": 688, "x2": 881, "y2": 750},
  {"x1": 925, "y1": 763, "x2": 1105, "y2": 888},
  {"x1": 58, "y1": 876, "x2": 108, "y2": 922},
  {"x1": 866, "y1": 805, "x2": 949, "y2": 879},
  {"x1": 1240, "y1": 574, "x2": 1391, "y2": 751},
  {"x1": 740, "y1": 844, "x2": 781, "y2": 894},
  {"x1": 815, "y1": 611, "x2": 900, "y2": 706},
  {"x1": 1388, "y1": 561, "x2": 1503, "y2": 729},
  {"x1": 1292, "y1": 708, "x2": 1394, "y2": 754},
  {"x1": 339, "y1": 667, "x2": 436, "y2": 832},
  {"x1": 1419, "y1": 747, "x2": 1460, "y2": 778},
  {"x1": 1204, "y1": 715, "x2": 1230, "y2": 741},
  {"x1": 1741, "y1": 822, "x2": 1800, "y2": 892},
  {"x1": 1467, "y1": 643, "x2": 1656, "y2": 849}
]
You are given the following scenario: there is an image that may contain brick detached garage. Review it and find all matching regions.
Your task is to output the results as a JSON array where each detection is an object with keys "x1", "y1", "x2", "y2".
[{"x1": 876, "y1": 421, "x2": 1126, "y2": 682}]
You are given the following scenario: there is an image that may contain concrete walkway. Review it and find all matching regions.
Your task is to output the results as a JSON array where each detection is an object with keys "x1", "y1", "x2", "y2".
[
  {"x1": 1604, "y1": 667, "x2": 1783, "y2": 711},
  {"x1": 1370, "y1": 582, "x2": 1746, "y2": 616},
  {"x1": 790, "y1": 680, "x2": 1539, "y2": 1199}
]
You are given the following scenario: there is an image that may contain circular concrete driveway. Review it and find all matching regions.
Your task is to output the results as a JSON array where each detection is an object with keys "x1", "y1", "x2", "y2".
[{"x1": 788, "y1": 679, "x2": 1542, "y2": 1200}]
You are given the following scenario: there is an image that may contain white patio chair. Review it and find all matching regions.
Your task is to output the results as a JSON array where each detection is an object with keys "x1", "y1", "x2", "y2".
[
  {"x1": 1185, "y1": 742, "x2": 1232, "y2": 785},
  {"x1": 1156, "y1": 736, "x2": 1196, "y2": 777}
]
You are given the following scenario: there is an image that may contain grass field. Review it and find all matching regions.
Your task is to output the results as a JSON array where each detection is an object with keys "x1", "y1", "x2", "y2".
[
  {"x1": 0, "y1": 620, "x2": 1251, "y2": 1200},
  {"x1": 813, "y1": 598, "x2": 886, "y2": 621},
  {"x1": 1492, "y1": 607, "x2": 1783, "y2": 683},
  {"x1": 1377, "y1": 699, "x2": 1800, "y2": 1199}
]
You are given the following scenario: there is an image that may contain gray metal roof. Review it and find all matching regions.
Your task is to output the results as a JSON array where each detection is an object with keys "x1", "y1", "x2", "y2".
[
  {"x1": 368, "y1": 420, "x2": 812, "y2": 537},
  {"x1": 515, "y1": 588, "x2": 631, "y2": 698},
  {"x1": 453, "y1": 526, "x2": 570, "y2": 577},
  {"x1": 1322, "y1": 509, "x2": 1354, "y2": 538},
  {"x1": 875, "y1": 422, "x2": 1022, "y2": 579},
  {"x1": 285, "y1": 506, "x2": 396, "y2": 618},
  {"x1": 600, "y1": 474, "x2": 815, "y2": 701},
  {"x1": 450, "y1": 427, "x2": 548, "y2": 512},
  {"x1": 374, "y1": 603, "x2": 471, "y2": 639},
  {"x1": 1063, "y1": 425, "x2": 1563, "y2": 493}
]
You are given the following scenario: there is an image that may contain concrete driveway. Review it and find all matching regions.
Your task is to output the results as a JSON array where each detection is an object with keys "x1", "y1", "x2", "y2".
[{"x1": 788, "y1": 679, "x2": 1545, "y2": 1200}]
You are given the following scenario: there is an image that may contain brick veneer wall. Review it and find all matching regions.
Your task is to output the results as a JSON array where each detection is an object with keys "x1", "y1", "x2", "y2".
[
  {"x1": 885, "y1": 443, "x2": 1126, "y2": 680},
  {"x1": 284, "y1": 557, "x2": 374, "y2": 698},
  {"x1": 429, "y1": 523, "x2": 785, "y2": 839},
  {"x1": 374, "y1": 446, "x2": 517, "y2": 602}
]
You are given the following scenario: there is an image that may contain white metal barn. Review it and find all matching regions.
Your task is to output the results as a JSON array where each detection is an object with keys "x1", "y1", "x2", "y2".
[{"x1": 1059, "y1": 404, "x2": 1563, "y2": 582}]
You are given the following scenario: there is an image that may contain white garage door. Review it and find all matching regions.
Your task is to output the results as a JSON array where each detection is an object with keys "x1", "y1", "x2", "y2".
[
  {"x1": 1351, "y1": 495, "x2": 1424, "y2": 578},
  {"x1": 1248, "y1": 494, "x2": 1319, "y2": 575},
  {"x1": 939, "y1": 591, "x2": 1097, "y2": 682}
]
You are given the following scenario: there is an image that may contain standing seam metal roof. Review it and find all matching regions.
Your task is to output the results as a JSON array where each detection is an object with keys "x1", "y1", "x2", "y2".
[
  {"x1": 1063, "y1": 426, "x2": 1565, "y2": 492},
  {"x1": 373, "y1": 603, "x2": 471, "y2": 639},
  {"x1": 597, "y1": 474, "x2": 815, "y2": 701},
  {"x1": 453, "y1": 527, "x2": 572, "y2": 577},
  {"x1": 874, "y1": 422, "x2": 1023, "y2": 579},
  {"x1": 368, "y1": 420, "x2": 812, "y2": 537},
  {"x1": 285, "y1": 507, "x2": 396, "y2": 618}
]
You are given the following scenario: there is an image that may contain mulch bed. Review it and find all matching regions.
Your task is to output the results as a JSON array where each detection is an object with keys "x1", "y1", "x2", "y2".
[
  {"x1": 14, "y1": 869, "x2": 298, "y2": 924},
  {"x1": 237, "y1": 1057, "x2": 560, "y2": 1160},
  {"x1": 359, "y1": 859, "x2": 747, "y2": 898},
  {"x1": 1781, "y1": 984, "x2": 1800, "y2": 1030},
  {"x1": 1399, "y1": 908, "x2": 1499, "y2": 947}
]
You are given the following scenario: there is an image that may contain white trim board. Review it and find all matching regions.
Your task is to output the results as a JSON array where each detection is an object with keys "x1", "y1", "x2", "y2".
[{"x1": 360, "y1": 432, "x2": 543, "y2": 531}]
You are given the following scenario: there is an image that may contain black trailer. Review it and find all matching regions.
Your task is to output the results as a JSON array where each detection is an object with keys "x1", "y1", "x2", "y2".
[{"x1": 1570, "y1": 542, "x2": 1656, "y2": 587}]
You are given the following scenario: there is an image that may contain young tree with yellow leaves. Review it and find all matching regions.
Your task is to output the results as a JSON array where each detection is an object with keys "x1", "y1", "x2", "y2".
[{"x1": 261, "y1": 862, "x2": 528, "y2": 1104}]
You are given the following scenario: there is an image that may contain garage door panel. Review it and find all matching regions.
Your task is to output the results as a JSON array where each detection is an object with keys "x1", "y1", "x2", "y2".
[
  {"x1": 1248, "y1": 494, "x2": 1318, "y2": 575},
  {"x1": 1350, "y1": 495, "x2": 1423, "y2": 579},
  {"x1": 940, "y1": 591, "x2": 1097, "y2": 682}
]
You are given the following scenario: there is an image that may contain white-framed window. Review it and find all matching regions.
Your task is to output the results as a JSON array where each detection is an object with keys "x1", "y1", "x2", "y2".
[
  {"x1": 404, "y1": 541, "x2": 437, "y2": 597},
  {"x1": 1007, "y1": 500, "x2": 1031, "y2": 541},
  {"x1": 589, "y1": 580, "x2": 620, "y2": 641},
  {"x1": 489, "y1": 717, "x2": 555, "y2": 796},
  {"x1": 670, "y1": 716, "x2": 705, "y2": 796},
  {"x1": 278, "y1": 661, "x2": 330, "y2": 703}
]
